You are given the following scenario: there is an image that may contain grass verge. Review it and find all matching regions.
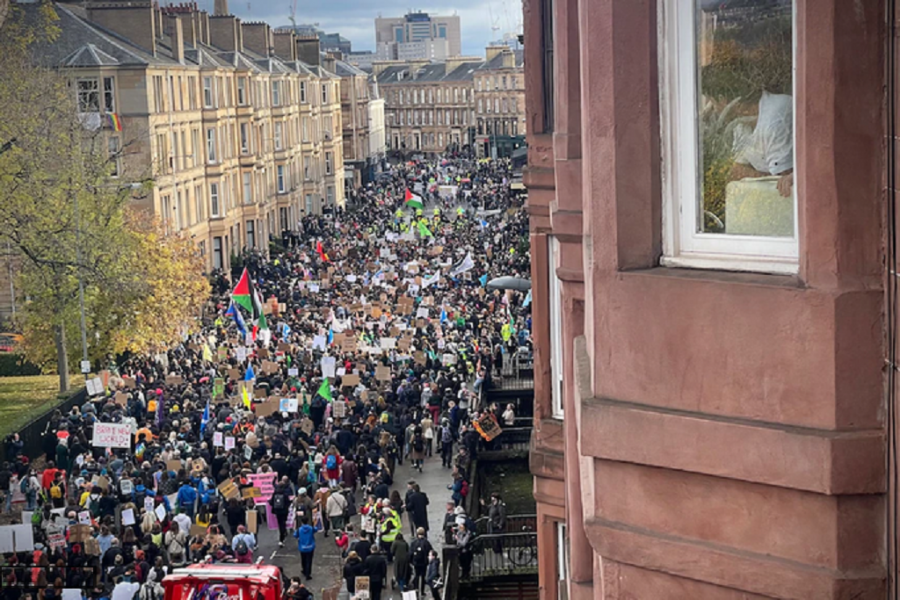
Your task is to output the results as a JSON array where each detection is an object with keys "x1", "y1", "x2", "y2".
[{"x1": 0, "y1": 375, "x2": 84, "y2": 439}]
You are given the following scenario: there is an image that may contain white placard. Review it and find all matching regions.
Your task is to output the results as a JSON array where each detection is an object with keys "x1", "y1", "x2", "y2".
[
  {"x1": 86, "y1": 377, "x2": 104, "y2": 396},
  {"x1": 144, "y1": 497, "x2": 155, "y2": 514},
  {"x1": 309, "y1": 284, "x2": 320, "y2": 293},
  {"x1": 321, "y1": 356, "x2": 336, "y2": 378},
  {"x1": 0, "y1": 527, "x2": 13, "y2": 553},
  {"x1": 236, "y1": 347, "x2": 247, "y2": 363},
  {"x1": 288, "y1": 367, "x2": 299, "y2": 377},
  {"x1": 380, "y1": 338, "x2": 397, "y2": 350},
  {"x1": 416, "y1": 307, "x2": 429, "y2": 318},
  {"x1": 213, "y1": 432, "x2": 224, "y2": 447},
  {"x1": 78, "y1": 511, "x2": 91, "y2": 525},
  {"x1": 225, "y1": 436, "x2": 235, "y2": 450},
  {"x1": 154, "y1": 504, "x2": 166, "y2": 522},
  {"x1": 91, "y1": 422, "x2": 131, "y2": 448},
  {"x1": 121, "y1": 508, "x2": 135, "y2": 526},
  {"x1": 313, "y1": 336, "x2": 327, "y2": 351},
  {"x1": 279, "y1": 398, "x2": 298, "y2": 413},
  {"x1": 12, "y1": 524, "x2": 33, "y2": 551},
  {"x1": 80, "y1": 361, "x2": 91, "y2": 374},
  {"x1": 336, "y1": 367, "x2": 347, "y2": 377}
]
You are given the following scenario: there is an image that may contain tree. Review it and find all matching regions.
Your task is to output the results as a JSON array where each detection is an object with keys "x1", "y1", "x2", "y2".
[{"x1": 0, "y1": 2, "x2": 208, "y2": 390}]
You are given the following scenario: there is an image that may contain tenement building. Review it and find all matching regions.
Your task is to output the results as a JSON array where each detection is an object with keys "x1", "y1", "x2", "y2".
[
  {"x1": 377, "y1": 45, "x2": 523, "y2": 158},
  {"x1": 525, "y1": 0, "x2": 888, "y2": 598},
  {"x1": 26, "y1": 1, "x2": 346, "y2": 272}
]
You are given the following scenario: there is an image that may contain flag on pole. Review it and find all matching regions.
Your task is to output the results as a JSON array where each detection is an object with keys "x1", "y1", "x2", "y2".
[
  {"x1": 523, "y1": 289, "x2": 532, "y2": 308},
  {"x1": 449, "y1": 252, "x2": 475, "y2": 277},
  {"x1": 422, "y1": 271, "x2": 441, "y2": 289},
  {"x1": 202, "y1": 343, "x2": 213, "y2": 363},
  {"x1": 231, "y1": 268, "x2": 253, "y2": 313},
  {"x1": 404, "y1": 188, "x2": 424, "y2": 210},
  {"x1": 479, "y1": 274, "x2": 488, "y2": 287},
  {"x1": 440, "y1": 307, "x2": 448, "y2": 324},
  {"x1": 242, "y1": 384, "x2": 252, "y2": 410},
  {"x1": 316, "y1": 240, "x2": 330, "y2": 262},
  {"x1": 417, "y1": 221, "x2": 434, "y2": 238},
  {"x1": 282, "y1": 323, "x2": 292, "y2": 341},
  {"x1": 244, "y1": 365, "x2": 255, "y2": 381},
  {"x1": 317, "y1": 380, "x2": 333, "y2": 402},
  {"x1": 225, "y1": 302, "x2": 247, "y2": 336},
  {"x1": 200, "y1": 398, "x2": 210, "y2": 435}
]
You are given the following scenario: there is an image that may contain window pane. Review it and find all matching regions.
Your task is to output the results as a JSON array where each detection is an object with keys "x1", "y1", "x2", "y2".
[{"x1": 696, "y1": 0, "x2": 794, "y2": 237}]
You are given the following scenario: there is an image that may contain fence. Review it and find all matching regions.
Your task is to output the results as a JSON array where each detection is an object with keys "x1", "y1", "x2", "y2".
[
  {"x1": 473, "y1": 514, "x2": 536, "y2": 537},
  {"x1": 0, "y1": 387, "x2": 87, "y2": 463},
  {"x1": 463, "y1": 531, "x2": 539, "y2": 581}
]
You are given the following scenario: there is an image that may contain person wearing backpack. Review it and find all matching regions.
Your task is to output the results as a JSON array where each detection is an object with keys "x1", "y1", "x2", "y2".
[
  {"x1": 409, "y1": 527, "x2": 433, "y2": 595},
  {"x1": 22, "y1": 469, "x2": 38, "y2": 511},
  {"x1": 293, "y1": 516, "x2": 321, "y2": 581},
  {"x1": 410, "y1": 426, "x2": 425, "y2": 473},
  {"x1": 231, "y1": 525, "x2": 257, "y2": 564},
  {"x1": 269, "y1": 477, "x2": 292, "y2": 547},
  {"x1": 323, "y1": 449, "x2": 342, "y2": 489},
  {"x1": 49, "y1": 473, "x2": 66, "y2": 508},
  {"x1": 440, "y1": 422, "x2": 454, "y2": 468}
]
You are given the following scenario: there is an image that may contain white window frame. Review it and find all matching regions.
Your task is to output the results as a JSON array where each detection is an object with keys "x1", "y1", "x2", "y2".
[
  {"x1": 300, "y1": 81, "x2": 308, "y2": 103},
  {"x1": 203, "y1": 77, "x2": 213, "y2": 108},
  {"x1": 243, "y1": 172, "x2": 252, "y2": 204},
  {"x1": 272, "y1": 80, "x2": 282, "y2": 106},
  {"x1": 659, "y1": 0, "x2": 798, "y2": 274},
  {"x1": 274, "y1": 122, "x2": 283, "y2": 150},
  {"x1": 277, "y1": 165, "x2": 286, "y2": 193},
  {"x1": 206, "y1": 128, "x2": 216, "y2": 163},
  {"x1": 548, "y1": 236, "x2": 564, "y2": 420},
  {"x1": 210, "y1": 182, "x2": 220, "y2": 217}
]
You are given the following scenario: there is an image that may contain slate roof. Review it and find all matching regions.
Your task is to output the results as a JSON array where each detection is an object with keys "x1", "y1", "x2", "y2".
[{"x1": 333, "y1": 60, "x2": 367, "y2": 78}]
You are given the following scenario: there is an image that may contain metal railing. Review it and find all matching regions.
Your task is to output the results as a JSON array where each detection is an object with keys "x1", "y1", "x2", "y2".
[
  {"x1": 472, "y1": 514, "x2": 536, "y2": 537},
  {"x1": 463, "y1": 531, "x2": 539, "y2": 581},
  {"x1": 480, "y1": 427, "x2": 531, "y2": 453}
]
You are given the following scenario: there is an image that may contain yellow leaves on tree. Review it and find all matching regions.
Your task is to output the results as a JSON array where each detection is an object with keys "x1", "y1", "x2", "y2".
[{"x1": 100, "y1": 211, "x2": 211, "y2": 356}]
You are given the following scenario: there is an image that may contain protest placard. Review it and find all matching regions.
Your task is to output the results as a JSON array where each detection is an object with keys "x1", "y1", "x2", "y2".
[
  {"x1": 92, "y1": 423, "x2": 131, "y2": 449},
  {"x1": 121, "y1": 508, "x2": 135, "y2": 526},
  {"x1": 213, "y1": 432, "x2": 224, "y2": 447},
  {"x1": 256, "y1": 401, "x2": 279, "y2": 417},
  {"x1": 280, "y1": 398, "x2": 299, "y2": 413},
  {"x1": 165, "y1": 375, "x2": 183, "y2": 386},
  {"x1": 86, "y1": 377, "x2": 103, "y2": 396},
  {"x1": 375, "y1": 366, "x2": 391, "y2": 381},
  {"x1": 341, "y1": 374, "x2": 360, "y2": 387},
  {"x1": 167, "y1": 459, "x2": 182, "y2": 472},
  {"x1": 225, "y1": 436, "x2": 235, "y2": 450},
  {"x1": 241, "y1": 487, "x2": 262, "y2": 500},
  {"x1": 246, "y1": 510, "x2": 258, "y2": 534},
  {"x1": 246, "y1": 473, "x2": 277, "y2": 506},
  {"x1": 217, "y1": 479, "x2": 239, "y2": 500}
]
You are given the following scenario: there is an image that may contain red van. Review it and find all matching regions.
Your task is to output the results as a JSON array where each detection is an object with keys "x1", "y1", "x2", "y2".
[{"x1": 162, "y1": 564, "x2": 283, "y2": 600}]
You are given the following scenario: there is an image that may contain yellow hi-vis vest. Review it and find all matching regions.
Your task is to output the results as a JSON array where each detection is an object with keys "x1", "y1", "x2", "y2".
[{"x1": 381, "y1": 510, "x2": 401, "y2": 543}]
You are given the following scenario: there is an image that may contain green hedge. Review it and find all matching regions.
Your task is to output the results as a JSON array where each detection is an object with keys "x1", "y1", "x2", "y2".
[{"x1": 0, "y1": 353, "x2": 42, "y2": 377}]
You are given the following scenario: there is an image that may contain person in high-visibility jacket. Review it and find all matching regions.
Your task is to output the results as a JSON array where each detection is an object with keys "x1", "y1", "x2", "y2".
[{"x1": 380, "y1": 505, "x2": 402, "y2": 561}]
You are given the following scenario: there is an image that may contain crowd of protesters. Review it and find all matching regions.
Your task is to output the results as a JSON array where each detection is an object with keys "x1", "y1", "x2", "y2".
[{"x1": 0, "y1": 155, "x2": 531, "y2": 600}]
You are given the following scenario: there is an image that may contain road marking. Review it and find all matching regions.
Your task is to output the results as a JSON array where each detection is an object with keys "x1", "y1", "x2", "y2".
[{"x1": 270, "y1": 550, "x2": 278, "y2": 560}]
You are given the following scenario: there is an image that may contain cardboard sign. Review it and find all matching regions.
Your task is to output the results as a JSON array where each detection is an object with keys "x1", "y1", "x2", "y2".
[
  {"x1": 341, "y1": 337, "x2": 357, "y2": 352},
  {"x1": 414, "y1": 352, "x2": 427, "y2": 365},
  {"x1": 246, "y1": 510, "x2": 258, "y2": 534},
  {"x1": 256, "y1": 401, "x2": 279, "y2": 417},
  {"x1": 92, "y1": 423, "x2": 131, "y2": 449},
  {"x1": 165, "y1": 375, "x2": 184, "y2": 386},
  {"x1": 333, "y1": 401, "x2": 347, "y2": 418},
  {"x1": 68, "y1": 524, "x2": 92, "y2": 543},
  {"x1": 300, "y1": 418, "x2": 314, "y2": 436},
  {"x1": 262, "y1": 360, "x2": 279, "y2": 375},
  {"x1": 114, "y1": 392, "x2": 128, "y2": 406},
  {"x1": 355, "y1": 577, "x2": 370, "y2": 599},
  {"x1": 217, "y1": 479, "x2": 240, "y2": 500},
  {"x1": 375, "y1": 366, "x2": 391, "y2": 381},
  {"x1": 228, "y1": 368, "x2": 241, "y2": 381},
  {"x1": 167, "y1": 460, "x2": 182, "y2": 473},
  {"x1": 475, "y1": 412, "x2": 503, "y2": 441},
  {"x1": 241, "y1": 487, "x2": 262, "y2": 499},
  {"x1": 190, "y1": 524, "x2": 208, "y2": 537},
  {"x1": 341, "y1": 374, "x2": 360, "y2": 387}
]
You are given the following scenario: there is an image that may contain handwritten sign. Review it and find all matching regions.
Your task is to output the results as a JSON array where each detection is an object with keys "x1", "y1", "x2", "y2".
[
  {"x1": 213, "y1": 432, "x2": 224, "y2": 447},
  {"x1": 225, "y1": 436, "x2": 235, "y2": 451},
  {"x1": 217, "y1": 480, "x2": 239, "y2": 500},
  {"x1": 245, "y1": 473, "x2": 277, "y2": 506},
  {"x1": 241, "y1": 487, "x2": 262, "y2": 499},
  {"x1": 91, "y1": 423, "x2": 131, "y2": 448}
]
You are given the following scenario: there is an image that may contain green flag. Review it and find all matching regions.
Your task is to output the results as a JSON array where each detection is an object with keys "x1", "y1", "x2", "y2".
[
  {"x1": 317, "y1": 380, "x2": 333, "y2": 402},
  {"x1": 418, "y1": 221, "x2": 434, "y2": 238}
]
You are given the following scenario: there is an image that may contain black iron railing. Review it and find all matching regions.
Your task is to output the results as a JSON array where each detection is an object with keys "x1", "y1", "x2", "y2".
[
  {"x1": 472, "y1": 514, "x2": 536, "y2": 537},
  {"x1": 463, "y1": 531, "x2": 539, "y2": 581}
]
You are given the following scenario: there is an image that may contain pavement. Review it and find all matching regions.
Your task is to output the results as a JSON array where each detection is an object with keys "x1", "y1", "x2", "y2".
[{"x1": 249, "y1": 448, "x2": 457, "y2": 600}]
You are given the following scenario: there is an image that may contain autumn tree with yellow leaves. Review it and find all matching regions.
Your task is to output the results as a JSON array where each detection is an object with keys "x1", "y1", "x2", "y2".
[{"x1": 0, "y1": 2, "x2": 209, "y2": 391}]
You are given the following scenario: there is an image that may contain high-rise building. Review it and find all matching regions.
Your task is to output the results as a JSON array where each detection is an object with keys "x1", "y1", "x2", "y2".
[{"x1": 374, "y1": 11, "x2": 461, "y2": 60}]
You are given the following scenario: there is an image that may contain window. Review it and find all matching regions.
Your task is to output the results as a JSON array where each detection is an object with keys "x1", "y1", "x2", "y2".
[
  {"x1": 274, "y1": 122, "x2": 283, "y2": 150},
  {"x1": 238, "y1": 77, "x2": 247, "y2": 105},
  {"x1": 300, "y1": 81, "x2": 308, "y2": 103},
  {"x1": 325, "y1": 151, "x2": 333, "y2": 175},
  {"x1": 321, "y1": 84, "x2": 328, "y2": 104},
  {"x1": 326, "y1": 185, "x2": 334, "y2": 205},
  {"x1": 203, "y1": 77, "x2": 213, "y2": 108},
  {"x1": 502, "y1": 98, "x2": 508, "y2": 113},
  {"x1": 541, "y1": 0, "x2": 554, "y2": 132},
  {"x1": 272, "y1": 81, "x2": 282, "y2": 106},
  {"x1": 477, "y1": 79, "x2": 482, "y2": 92},
  {"x1": 548, "y1": 236, "x2": 563, "y2": 419},
  {"x1": 210, "y1": 183, "x2": 220, "y2": 217},
  {"x1": 188, "y1": 77, "x2": 197, "y2": 110},
  {"x1": 302, "y1": 117, "x2": 309, "y2": 142},
  {"x1": 246, "y1": 220, "x2": 255, "y2": 248},
  {"x1": 277, "y1": 165, "x2": 286, "y2": 193},
  {"x1": 660, "y1": 0, "x2": 797, "y2": 271},
  {"x1": 305, "y1": 194, "x2": 313, "y2": 214},
  {"x1": 240, "y1": 123, "x2": 250, "y2": 154},
  {"x1": 107, "y1": 136, "x2": 120, "y2": 177},
  {"x1": 304, "y1": 157, "x2": 311, "y2": 180},
  {"x1": 192, "y1": 129, "x2": 201, "y2": 166},
  {"x1": 194, "y1": 185, "x2": 204, "y2": 222},
  {"x1": 213, "y1": 237, "x2": 223, "y2": 269},
  {"x1": 77, "y1": 79, "x2": 99, "y2": 112},
  {"x1": 243, "y1": 172, "x2": 252, "y2": 204},
  {"x1": 102, "y1": 77, "x2": 115, "y2": 112},
  {"x1": 462, "y1": 88, "x2": 467, "y2": 103},
  {"x1": 557, "y1": 523, "x2": 569, "y2": 600},
  {"x1": 206, "y1": 128, "x2": 216, "y2": 163}
]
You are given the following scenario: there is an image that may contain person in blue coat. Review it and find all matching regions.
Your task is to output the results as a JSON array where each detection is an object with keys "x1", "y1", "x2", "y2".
[
  {"x1": 176, "y1": 481, "x2": 197, "y2": 518},
  {"x1": 294, "y1": 516, "x2": 321, "y2": 580}
]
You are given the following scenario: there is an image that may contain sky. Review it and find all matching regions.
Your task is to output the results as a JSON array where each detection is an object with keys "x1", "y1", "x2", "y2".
[{"x1": 221, "y1": 0, "x2": 523, "y2": 57}]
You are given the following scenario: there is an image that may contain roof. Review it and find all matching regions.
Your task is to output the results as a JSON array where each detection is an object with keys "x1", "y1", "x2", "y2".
[
  {"x1": 29, "y1": 3, "x2": 177, "y2": 68},
  {"x1": 377, "y1": 52, "x2": 520, "y2": 86},
  {"x1": 334, "y1": 60, "x2": 367, "y2": 78}
]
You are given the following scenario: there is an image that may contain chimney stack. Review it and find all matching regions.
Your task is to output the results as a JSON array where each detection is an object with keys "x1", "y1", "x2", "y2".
[
  {"x1": 485, "y1": 45, "x2": 505, "y2": 63},
  {"x1": 86, "y1": 0, "x2": 157, "y2": 57},
  {"x1": 272, "y1": 30, "x2": 297, "y2": 62},
  {"x1": 213, "y1": 0, "x2": 229, "y2": 16},
  {"x1": 241, "y1": 22, "x2": 272, "y2": 56},
  {"x1": 208, "y1": 15, "x2": 242, "y2": 52},
  {"x1": 502, "y1": 48, "x2": 515, "y2": 69},
  {"x1": 295, "y1": 35, "x2": 320, "y2": 66},
  {"x1": 161, "y1": 4, "x2": 199, "y2": 49},
  {"x1": 173, "y1": 16, "x2": 185, "y2": 64}
]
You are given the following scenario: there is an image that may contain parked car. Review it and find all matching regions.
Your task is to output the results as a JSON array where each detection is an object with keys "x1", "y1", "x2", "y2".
[{"x1": 0, "y1": 333, "x2": 23, "y2": 353}]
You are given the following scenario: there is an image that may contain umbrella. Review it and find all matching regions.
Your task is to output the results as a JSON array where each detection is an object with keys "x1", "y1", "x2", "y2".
[{"x1": 486, "y1": 276, "x2": 532, "y2": 292}]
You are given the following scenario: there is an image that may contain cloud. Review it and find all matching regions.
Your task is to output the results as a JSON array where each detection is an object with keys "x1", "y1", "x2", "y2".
[{"x1": 215, "y1": 0, "x2": 522, "y2": 56}]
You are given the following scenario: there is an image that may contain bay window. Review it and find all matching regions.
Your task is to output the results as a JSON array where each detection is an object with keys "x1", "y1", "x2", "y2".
[{"x1": 660, "y1": 0, "x2": 797, "y2": 272}]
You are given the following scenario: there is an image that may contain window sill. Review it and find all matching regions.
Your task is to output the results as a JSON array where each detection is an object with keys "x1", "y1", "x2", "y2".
[{"x1": 660, "y1": 254, "x2": 798, "y2": 276}]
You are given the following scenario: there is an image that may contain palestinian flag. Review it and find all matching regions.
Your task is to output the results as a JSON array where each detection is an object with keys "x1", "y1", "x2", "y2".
[
  {"x1": 404, "y1": 188, "x2": 424, "y2": 210},
  {"x1": 317, "y1": 379, "x2": 333, "y2": 402},
  {"x1": 231, "y1": 268, "x2": 253, "y2": 314}
]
